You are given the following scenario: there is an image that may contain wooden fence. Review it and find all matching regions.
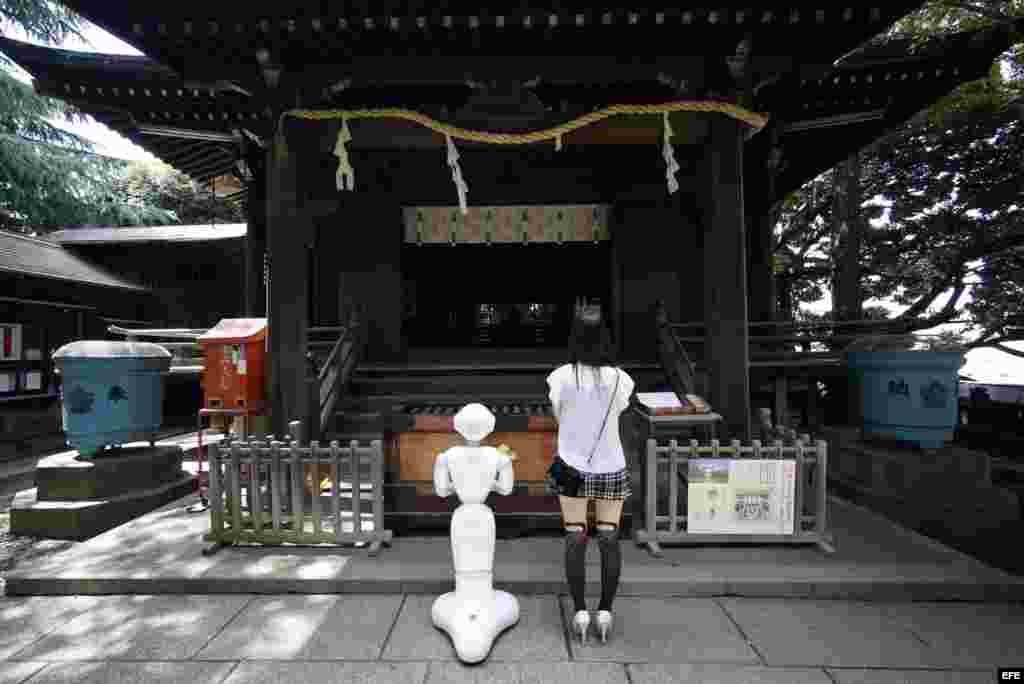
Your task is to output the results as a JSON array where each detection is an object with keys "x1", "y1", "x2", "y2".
[
  {"x1": 633, "y1": 438, "x2": 833, "y2": 556},
  {"x1": 205, "y1": 436, "x2": 392, "y2": 555}
]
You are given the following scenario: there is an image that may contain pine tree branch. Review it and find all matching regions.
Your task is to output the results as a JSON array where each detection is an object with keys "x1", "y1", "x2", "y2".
[
  {"x1": 965, "y1": 338, "x2": 1024, "y2": 356},
  {"x1": 993, "y1": 342, "x2": 1024, "y2": 357},
  {"x1": 936, "y1": 0, "x2": 1017, "y2": 24}
]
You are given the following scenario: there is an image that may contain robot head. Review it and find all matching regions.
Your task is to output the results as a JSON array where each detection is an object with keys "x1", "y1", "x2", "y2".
[{"x1": 453, "y1": 403, "x2": 496, "y2": 443}]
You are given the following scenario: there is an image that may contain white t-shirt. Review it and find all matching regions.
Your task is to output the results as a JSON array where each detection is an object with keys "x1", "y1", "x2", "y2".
[{"x1": 547, "y1": 363, "x2": 635, "y2": 474}]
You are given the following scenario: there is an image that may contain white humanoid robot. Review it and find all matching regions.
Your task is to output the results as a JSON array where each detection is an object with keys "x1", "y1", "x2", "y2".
[{"x1": 431, "y1": 403, "x2": 520, "y2": 664}]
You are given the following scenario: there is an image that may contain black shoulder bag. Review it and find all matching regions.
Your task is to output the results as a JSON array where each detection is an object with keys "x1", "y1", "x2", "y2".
[{"x1": 547, "y1": 368, "x2": 621, "y2": 497}]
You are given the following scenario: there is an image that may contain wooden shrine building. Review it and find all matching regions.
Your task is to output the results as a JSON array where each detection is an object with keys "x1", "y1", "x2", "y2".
[{"x1": 3, "y1": 3, "x2": 1019, "y2": 526}]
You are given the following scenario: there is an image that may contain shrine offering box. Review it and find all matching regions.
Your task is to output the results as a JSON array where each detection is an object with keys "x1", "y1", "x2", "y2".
[{"x1": 198, "y1": 318, "x2": 268, "y2": 410}]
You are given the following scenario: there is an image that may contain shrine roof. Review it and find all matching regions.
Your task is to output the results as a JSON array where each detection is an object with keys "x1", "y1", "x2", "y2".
[
  {"x1": 0, "y1": 230, "x2": 148, "y2": 291},
  {"x1": 48, "y1": 223, "x2": 247, "y2": 244},
  {"x1": 56, "y1": 2, "x2": 925, "y2": 89},
  {"x1": 768, "y1": 22, "x2": 1023, "y2": 197},
  {"x1": 1, "y1": 13, "x2": 1018, "y2": 202}
]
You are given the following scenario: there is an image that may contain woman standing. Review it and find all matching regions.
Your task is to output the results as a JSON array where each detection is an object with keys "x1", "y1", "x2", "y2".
[{"x1": 546, "y1": 305, "x2": 635, "y2": 644}]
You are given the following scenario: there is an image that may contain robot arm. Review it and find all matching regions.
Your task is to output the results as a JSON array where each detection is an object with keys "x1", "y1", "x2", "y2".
[
  {"x1": 433, "y1": 450, "x2": 455, "y2": 498},
  {"x1": 493, "y1": 453, "x2": 514, "y2": 496}
]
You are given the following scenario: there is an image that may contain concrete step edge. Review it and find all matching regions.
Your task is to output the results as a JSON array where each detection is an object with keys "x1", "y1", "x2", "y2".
[{"x1": 6, "y1": 576, "x2": 1024, "y2": 600}]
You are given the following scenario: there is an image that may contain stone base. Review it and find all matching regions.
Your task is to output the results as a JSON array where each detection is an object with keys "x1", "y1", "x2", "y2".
[
  {"x1": 10, "y1": 475, "x2": 196, "y2": 541},
  {"x1": 9, "y1": 444, "x2": 197, "y2": 541},
  {"x1": 34, "y1": 445, "x2": 187, "y2": 500},
  {"x1": 820, "y1": 426, "x2": 1021, "y2": 539}
]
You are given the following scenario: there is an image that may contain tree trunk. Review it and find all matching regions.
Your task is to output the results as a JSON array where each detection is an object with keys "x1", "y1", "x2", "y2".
[{"x1": 831, "y1": 153, "x2": 865, "y2": 322}]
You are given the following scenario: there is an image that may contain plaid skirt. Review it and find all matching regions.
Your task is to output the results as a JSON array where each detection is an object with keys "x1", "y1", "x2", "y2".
[{"x1": 546, "y1": 463, "x2": 632, "y2": 500}]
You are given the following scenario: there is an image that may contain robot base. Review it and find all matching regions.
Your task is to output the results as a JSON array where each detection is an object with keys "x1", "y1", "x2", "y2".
[{"x1": 432, "y1": 590, "x2": 520, "y2": 664}]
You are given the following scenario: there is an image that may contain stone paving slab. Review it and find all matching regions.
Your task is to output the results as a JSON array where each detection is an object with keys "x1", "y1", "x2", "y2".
[
  {"x1": 718, "y1": 599, "x2": 947, "y2": 669},
  {"x1": 17, "y1": 662, "x2": 239, "y2": 684},
  {"x1": 827, "y1": 670, "x2": 995, "y2": 684},
  {"x1": 627, "y1": 664, "x2": 833, "y2": 684},
  {"x1": 10, "y1": 595, "x2": 250, "y2": 661},
  {"x1": 559, "y1": 596, "x2": 760, "y2": 664},
  {"x1": 0, "y1": 661, "x2": 47, "y2": 684},
  {"x1": 383, "y1": 595, "x2": 568, "y2": 662},
  {"x1": 880, "y1": 603, "x2": 1024, "y2": 669},
  {"x1": 221, "y1": 662, "x2": 428, "y2": 684},
  {"x1": 196, "y1": 595, "x2": 403, "y2": 660},
  {"x1": 0, "y1": 597, "x2": 101, "y2": 660},
  {"x1": 424, "y1": 662, "x2": 629, "y2": 684},
  {"x1": 7, "y1": 493, "x2": 1024, "y2": 601}
]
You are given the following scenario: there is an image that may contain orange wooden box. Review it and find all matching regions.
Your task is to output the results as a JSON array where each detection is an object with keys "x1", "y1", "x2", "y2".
[
  {"x1": 397, "y1": 431, "x2": 556, "y2": 482},
  {"x1": 198, "y1": 318, "x2": 268, "y2": 411}
]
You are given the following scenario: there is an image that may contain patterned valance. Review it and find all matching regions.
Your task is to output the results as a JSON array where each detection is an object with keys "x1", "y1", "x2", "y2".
[{"x1": 402, "y1": 205, "x2": 611, "y2": 244}]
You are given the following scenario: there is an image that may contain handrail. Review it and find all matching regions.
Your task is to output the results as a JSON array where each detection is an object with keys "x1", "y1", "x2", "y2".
[
  {"x1": 308, "y1": 308, "x2": 365, "y2": 439},
  {"x1": 107, "y1": 325, "x2": 207, "y2": 369},
  {"x1": 655, "y1": 301, "x2": 696, "y2": 398},
  {"x1": 317, "y1": 326, "x2": 350, "y2": 385},
  {"x1": 107, "y1": 325, "x2": 208, "y2": 340},
  {"x1": 670, "y1": 319, "x2": 972, "y2": 330}
]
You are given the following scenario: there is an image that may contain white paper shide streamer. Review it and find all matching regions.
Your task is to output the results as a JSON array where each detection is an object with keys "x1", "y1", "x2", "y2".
[
  {"x1": 663, "y1": 112, "x2": 680, "y2": 195},
  {"x1": 333, "y1": 116, "x2": 355, "y2": 191},
  {"x1": 446, "y1": 134, "x2": 469, "y2": 214}
]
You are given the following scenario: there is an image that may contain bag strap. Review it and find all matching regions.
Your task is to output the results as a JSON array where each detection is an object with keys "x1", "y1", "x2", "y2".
[{"x1": 586, "y1": 368, "x2": 621, "y2": 467}]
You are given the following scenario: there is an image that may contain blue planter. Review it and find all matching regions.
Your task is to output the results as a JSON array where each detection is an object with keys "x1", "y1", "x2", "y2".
[
  {"x1": 846, "y1": 351, "x2": 963, "y2": 449},
  {"x1": 53, "y1": 341, "x2": 172, "y2": 457}
]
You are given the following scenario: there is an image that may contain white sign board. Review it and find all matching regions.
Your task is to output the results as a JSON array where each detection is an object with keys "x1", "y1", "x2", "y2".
[{"x1": 687, "y1": 459, "x2": 796, "y2": 535}]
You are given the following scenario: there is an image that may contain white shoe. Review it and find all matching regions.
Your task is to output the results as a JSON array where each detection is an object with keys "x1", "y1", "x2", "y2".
[
  {"x1": 595, "y1": 610, "x2": 613, "y2": 643},
  {"x1": 572, "y1": 610, "x2": 591, "y2": 644}
]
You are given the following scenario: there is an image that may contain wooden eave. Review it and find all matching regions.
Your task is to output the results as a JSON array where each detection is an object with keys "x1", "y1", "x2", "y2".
[
  {"x1": 3, "y1": 14, "x2": 1016, "y2": 203},
  {"x1": 59, "y1": 2, "x2": 923, "y2": 91},
  {"x1": 768, "y1": 21, "x2": 1023, "y2": 198}
]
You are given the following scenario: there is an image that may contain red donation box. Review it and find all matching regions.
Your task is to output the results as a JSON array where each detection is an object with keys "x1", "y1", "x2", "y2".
[{"x1": 198, "y1": 318, "x2": 268, "y2": 411}]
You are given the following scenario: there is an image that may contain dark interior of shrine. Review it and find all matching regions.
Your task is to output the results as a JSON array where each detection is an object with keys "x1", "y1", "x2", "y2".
[{"x1": 401, "y1": 242, "x2": 611, "y2": 348}]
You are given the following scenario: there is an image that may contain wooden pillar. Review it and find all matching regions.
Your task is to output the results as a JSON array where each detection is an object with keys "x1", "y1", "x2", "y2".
[
  {"x1": 266, "y1": 120, "x2": 311, "y2": 437},
  {"x1": 745, "y1": 121, "x2": 778, "y2": 323},
  {"x1": 704, "y1": 115, "x2": 751, "y2": 441},
  {"x1": 245, "y1": 178, "x2": 267, "y2": 317}
]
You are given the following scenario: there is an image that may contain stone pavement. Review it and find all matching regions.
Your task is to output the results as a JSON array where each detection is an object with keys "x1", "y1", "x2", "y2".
[
  {"x1": 2, "y1": 591, "x2": 1022, "y2": 683},
  {"x1": 7, "y1": 488, "x2": 1024, "y2": 600}
]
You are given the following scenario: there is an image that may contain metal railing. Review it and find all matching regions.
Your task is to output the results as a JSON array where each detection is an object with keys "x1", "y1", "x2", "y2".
[
  {"x1": 654, "y1": 305, "x2": 917, "y2": 430},
  {"x1": 205, "y1": 434, "x2": 392, "y2": 555},
  {"x1": 107, "y1": 324, "x2": 207, "y2": 373},
  {"x1": 633, "y1": 437, "x2": 833, "y2": 556}
]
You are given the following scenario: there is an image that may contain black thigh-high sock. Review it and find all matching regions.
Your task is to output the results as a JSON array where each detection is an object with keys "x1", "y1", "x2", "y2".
[
  {"x1": 595, "y1": 525, "x2": 621, "y2": 612},
  {"x1": 564, "y1": 527, "x2": 589, "y2": 613}
]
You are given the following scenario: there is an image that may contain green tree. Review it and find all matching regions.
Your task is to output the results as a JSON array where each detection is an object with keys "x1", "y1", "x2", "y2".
[
  {"x1": 0, "y1": 1, "x2": 177, "y2": 232},
  {"x1": 775, "y1": 0, "x2": 1024, "y2": 356},
  {"x1": 113, "y1": 160, "x2": 243, "y2": 225}
]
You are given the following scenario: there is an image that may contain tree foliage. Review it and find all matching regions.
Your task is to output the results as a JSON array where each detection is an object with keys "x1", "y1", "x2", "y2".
[
  {"x1": 113, "y1": 160, "x2": 244, "y2": 225},
  {"x1": 0, "y1": 1, "x2": 236, "y2": 233},
  {"x1": 776, "y1": 0, "x2": 1024, "y2": 355}
]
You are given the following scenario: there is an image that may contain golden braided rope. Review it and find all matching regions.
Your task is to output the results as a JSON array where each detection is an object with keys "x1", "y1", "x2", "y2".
[{"x1": 282, "y1": 100, "x2": 767, "y2": 145}]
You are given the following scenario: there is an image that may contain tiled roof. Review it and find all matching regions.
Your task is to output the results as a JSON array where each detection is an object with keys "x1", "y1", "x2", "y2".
[
  {"x1": 48, "y1": 223, "x2": 247, "y2": 244},
  {"x1": 0, "y1": 230, "x2": 148, "y2": 291}
]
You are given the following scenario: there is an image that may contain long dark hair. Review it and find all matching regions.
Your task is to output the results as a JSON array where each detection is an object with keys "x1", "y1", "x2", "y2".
[{"x1": 568, "y1": 305, "x2": 616, "y2": 389}]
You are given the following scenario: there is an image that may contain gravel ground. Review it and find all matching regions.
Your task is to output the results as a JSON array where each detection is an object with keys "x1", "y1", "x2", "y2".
[{"x1": 0, "y1": 491, "x2": 76, "y2": 590}]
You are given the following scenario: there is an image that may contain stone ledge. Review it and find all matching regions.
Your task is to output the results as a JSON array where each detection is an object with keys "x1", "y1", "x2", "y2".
[{"x1": 10, "y1": 474, "x2": 196, "y2": 541}]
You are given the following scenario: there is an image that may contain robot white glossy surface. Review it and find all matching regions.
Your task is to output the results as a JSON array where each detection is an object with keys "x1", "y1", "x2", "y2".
[{"x1": 431, "y1": 403, "x2": 520, "y2": 664}]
